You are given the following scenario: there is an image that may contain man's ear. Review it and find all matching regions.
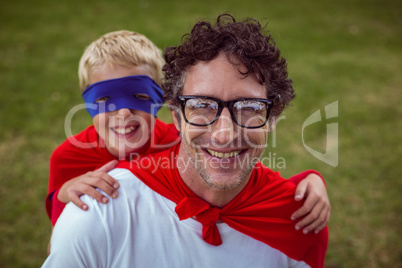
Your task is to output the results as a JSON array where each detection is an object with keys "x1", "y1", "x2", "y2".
[
  {"x1": 268, "y1": 116, "x2": 277, "y2": 133},
  {"x1": 170, "y1": 104, "x2": 181, "y2": 131}
]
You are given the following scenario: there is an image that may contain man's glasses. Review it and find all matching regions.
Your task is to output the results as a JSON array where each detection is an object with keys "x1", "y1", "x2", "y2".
[{"x1": 178, "y1": 96, "x2": 273, "y2": 129}]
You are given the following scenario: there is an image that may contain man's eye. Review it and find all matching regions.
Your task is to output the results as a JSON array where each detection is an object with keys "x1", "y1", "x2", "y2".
[
  {"x1": 193, "y1": 103, "x2": 214, "y2": 109},
  {"x1": 133, "y1": 94, "x2": 150, "y2": 100},
  {"x1": 95, "y1": 96, "x2": 110, "y2": 103}
]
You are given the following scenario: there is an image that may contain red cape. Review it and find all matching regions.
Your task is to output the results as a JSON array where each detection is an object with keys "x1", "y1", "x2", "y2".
[
  {"x1": 46, "y1": 119, "x2": 179, "y2": 224},
  {"x1": 118, "y1": 143, "x2": 328, "y2": 268}
]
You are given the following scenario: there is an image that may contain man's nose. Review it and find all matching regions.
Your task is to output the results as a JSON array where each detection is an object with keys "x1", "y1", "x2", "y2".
[{"x1": 212, "y1": 107, "x2": 238, "y2": 145}]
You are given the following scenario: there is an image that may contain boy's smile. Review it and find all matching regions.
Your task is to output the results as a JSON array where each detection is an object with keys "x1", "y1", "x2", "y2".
[{"x1": 112, "y1": 125, "x2": 139, "y2": 135}]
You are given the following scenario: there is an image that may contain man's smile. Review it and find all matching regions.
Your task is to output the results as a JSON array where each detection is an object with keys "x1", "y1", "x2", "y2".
[{"x1": 205, "y1": 148, "x2": 243, "y2": 159}]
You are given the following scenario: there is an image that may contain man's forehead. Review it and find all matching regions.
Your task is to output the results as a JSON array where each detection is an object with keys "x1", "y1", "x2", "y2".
[{"x1": 182, "y1": 54, "x2": 266, "y2": 99}]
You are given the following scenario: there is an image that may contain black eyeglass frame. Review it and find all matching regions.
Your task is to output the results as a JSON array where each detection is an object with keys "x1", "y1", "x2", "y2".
[{"x1": 178, "y1": 95, "x2": 273, "y2": 129}]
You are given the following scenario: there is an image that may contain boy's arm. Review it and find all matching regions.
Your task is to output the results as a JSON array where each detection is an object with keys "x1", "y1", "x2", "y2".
[
  {"x1": 289, "y1": 171, "x2": 330, "y2": 234},
  {"x1": 52, "y1": 160, "x2": 120, "y2": 223},
  {"x1": 49, "y1": 190, "x2": 66, "y2": 226}
]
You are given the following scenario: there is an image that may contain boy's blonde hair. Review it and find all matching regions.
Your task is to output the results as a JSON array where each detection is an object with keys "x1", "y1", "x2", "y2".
[{"x1": 78, "y1": 30, "x2": 164, "y2": 91}]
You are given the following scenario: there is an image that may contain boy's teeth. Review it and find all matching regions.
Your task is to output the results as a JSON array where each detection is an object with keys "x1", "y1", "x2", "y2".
[
  {"x1": 206, "y1": 149, "x2": 241, "y2": 158},
  {"x1": 114, "y1": 126, "x2": 135, "y2": 134}
]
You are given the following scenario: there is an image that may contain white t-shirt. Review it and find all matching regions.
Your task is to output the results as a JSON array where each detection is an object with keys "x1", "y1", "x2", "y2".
[{"x1": 43, "y1": 168, "x2": 309, "y2": 268}]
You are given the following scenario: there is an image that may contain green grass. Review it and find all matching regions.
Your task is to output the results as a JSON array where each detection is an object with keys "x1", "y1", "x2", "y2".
[{"x1": 1, "y1": 0, "x2": 401, "y2": 267}]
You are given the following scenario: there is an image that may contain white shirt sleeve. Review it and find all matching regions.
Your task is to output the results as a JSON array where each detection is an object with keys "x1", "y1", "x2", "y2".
[{"x1": 42, "y1": 194, "x2": 109, "y2": 268}]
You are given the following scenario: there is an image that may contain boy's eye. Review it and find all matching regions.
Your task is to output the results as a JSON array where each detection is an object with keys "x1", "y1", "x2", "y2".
[
  {"x1": 133, "y1": 94, "x2": 150, "y2": 100},
  {"x1": 95, "y1": 96, "x2": 110, "y2": 103}
]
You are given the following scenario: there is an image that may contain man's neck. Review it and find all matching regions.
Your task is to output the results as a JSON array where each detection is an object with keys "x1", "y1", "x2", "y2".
[{"x1": 176, "y1": 145, "x2": 251, "y2": 208}]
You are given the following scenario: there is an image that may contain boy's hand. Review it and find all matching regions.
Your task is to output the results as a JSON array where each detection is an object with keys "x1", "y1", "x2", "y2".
[
  {"x1": 291, "y1": 173, "x2": 330, "y2": 234},
  {"x1": 57, "y1": 160, "x2": 119, "y2": 210}
]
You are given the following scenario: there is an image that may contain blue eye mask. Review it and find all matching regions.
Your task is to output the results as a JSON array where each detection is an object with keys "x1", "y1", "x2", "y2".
[{"x1": 82, "y1": 75, "x2": 164, "y2": 118}]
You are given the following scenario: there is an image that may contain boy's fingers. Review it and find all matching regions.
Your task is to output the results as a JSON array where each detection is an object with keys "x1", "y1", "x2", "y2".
[
  {"x1": 97, "y1": 160, "x2": 119, "y2": 173},
  {"x1": 80, "y1": 185, "x2": 109, "y2": 204},
  {"x1": 302, "y1": 217, "x2": 322, "y2": 234},
  {"x1": 89, "y1": 176, "x2": 118, "y2": 198},
  {"x1": 90, "y1": 171, "x2": 119, "y2": 190},
  {"x1": 100, "y1": 173, "x2": 119, "y2": 190},
  {"x1": 314, "y1": 221, "x2": 327, "y2": 234},
  {"x1": 291, "y1": 196, "x2": 316, "y2": 220},
  {"x1": 296, "y1": 202, "x2": 325, "y2": 232},
  {"x1": 70, "y1": 194, "x2": 89, "y2": 211},
  {"x1": 294, "y1": 182, "x2": 308, "y2": 201},
  {"x1": 314, "y1": 211, "x2": 330, "y2": 234}
]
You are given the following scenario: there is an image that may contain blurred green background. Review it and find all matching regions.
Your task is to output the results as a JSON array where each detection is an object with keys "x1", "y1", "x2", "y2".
[{"x1": 0, "y1": 0, "x2": 401, "y2": 267}]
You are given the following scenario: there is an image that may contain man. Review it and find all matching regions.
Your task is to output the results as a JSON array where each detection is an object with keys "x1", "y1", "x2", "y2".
[{"x1": 43, "y1": 14, "x2": 328, "y2": 268}]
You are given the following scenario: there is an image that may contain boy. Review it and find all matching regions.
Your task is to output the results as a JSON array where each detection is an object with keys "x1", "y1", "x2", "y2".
[{"x1": 46, "y1": 30, "x2": 330, "y2": 235}]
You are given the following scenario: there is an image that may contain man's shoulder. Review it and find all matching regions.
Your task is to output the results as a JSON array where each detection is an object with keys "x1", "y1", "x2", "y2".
[
  {"x1": 105, "y1": 168, "x2": 164, "y2": 204},
  {"x1": 49, "y1": 169, "x2": 144, "y2": 267},
  {"x1": 107, "y1": 168, "x2": 142, "y2": 187},
  {"x1": 253, "y1": 162, "x2": 297, "y2": 194},
  {"x1": 245, "y1": 163, "x2": 300, "y2": 218},
  {"x1": 66, "y1": 168, "x2": 148, "y2": 224},
  {"x1": 245, "y1": 163, "x2": 328, "y2": 267}
]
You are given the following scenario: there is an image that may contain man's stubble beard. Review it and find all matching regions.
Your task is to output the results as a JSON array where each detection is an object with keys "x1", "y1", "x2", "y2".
[{"x1": 181, "y1": 134, "x2": 264, "y2": 191}]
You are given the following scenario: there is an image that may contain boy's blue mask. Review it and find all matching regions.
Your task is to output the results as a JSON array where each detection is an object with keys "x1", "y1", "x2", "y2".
[{"x1": 82, "y1": 75, "x2": 164, "y2": 118}]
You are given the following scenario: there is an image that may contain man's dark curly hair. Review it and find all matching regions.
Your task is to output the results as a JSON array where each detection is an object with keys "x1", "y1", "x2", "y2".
[{"x1": 162, "y1": 14, "x2": 295, "y2": 117}]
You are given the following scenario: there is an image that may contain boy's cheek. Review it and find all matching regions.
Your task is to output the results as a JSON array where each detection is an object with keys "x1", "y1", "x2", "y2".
[{"x1": 93, "y1": 113, "x2": 109, "y2": 140}]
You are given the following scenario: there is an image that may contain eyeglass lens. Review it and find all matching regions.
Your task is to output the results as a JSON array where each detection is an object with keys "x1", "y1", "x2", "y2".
[{"x1": 184, "y1": 98, "x2": 268, "y2": 128}]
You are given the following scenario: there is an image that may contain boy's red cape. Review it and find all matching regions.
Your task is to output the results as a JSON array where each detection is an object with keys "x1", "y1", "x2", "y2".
[
  {"x1": 46, "y1": 119, "x2": 179, "y2": 225},
  {"x1": 118, "y1": 143, "x2": 328, "y2": 268}
]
